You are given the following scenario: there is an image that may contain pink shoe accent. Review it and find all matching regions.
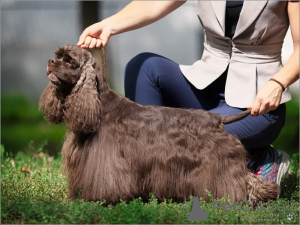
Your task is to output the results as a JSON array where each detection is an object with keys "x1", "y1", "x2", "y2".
[
  {"x1": 264, "y1": 149, "x2": 278, "y2": 182},
  {"x1": 255, "y1": 166, "x2": 263, "y2": 176}
]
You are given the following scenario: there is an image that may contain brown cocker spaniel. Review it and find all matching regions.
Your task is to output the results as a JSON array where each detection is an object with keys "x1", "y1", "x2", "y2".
[{"x1": 39, "y1": 45, "x2": 279, "y2": 205}]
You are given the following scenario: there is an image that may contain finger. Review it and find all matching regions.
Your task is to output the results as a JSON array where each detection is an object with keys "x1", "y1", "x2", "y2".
[
  {"x1": 83, "y1": 36, "x2": 92, "y2": 48},
  {"x1": 268, "y1": 102, "x2": 279, "y2": 112},
  {"x1": 270, "y1": 104, "x2": 279, "y2": 111},
  {"x1": 96, "y1": 39, "x2": 102, "y2": 48},
  {"x1": 258, "y1": 102, "x2": 269, "y2": 115},
  {"x1": 77, "y1": 27, "x2": 91, "y2": 46},
  {"x1": 89, "y1": 38, "x2": 97, "y2": 49},
  {"x1": 100, "y1": 30, "x2": 110, "y2": 47},
  {"x1": 250, "y1": 100, "x2": 260, "y2": 117}
]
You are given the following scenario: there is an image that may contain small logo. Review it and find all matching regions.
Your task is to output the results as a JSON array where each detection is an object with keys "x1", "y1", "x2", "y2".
[
  {"x1": 180, "y1": 197, "x2": 209, "y2": 223},
  {"x1": 286, "y1": 213, "x2": 293, "y2": 221}
]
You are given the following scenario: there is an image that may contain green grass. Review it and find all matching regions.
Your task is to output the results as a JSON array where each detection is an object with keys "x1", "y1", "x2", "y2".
[{"x1": 1, "y1": 145, "x2": 299, "y2": 224}]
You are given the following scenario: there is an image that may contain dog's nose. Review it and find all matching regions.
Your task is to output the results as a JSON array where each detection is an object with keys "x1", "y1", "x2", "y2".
[{"x1": 48, "y1": 59, "x2": 57, "y2": 65}]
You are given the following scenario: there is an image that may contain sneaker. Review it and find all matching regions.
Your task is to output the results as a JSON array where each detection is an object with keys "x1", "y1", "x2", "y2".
[{"x1": 255, "y1": 146, "x2": 290, "y2": 185}]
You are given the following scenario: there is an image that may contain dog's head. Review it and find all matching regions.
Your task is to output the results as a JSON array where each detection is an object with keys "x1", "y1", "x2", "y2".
[
  {"x1": 47, "y1": 45, "x2": 95, "y2": 88},
  {"x1": 40, "y1": 45, "x2": 104, "y2": 133}
]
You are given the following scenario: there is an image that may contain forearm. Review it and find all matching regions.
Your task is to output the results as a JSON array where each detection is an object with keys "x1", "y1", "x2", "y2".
[
  {"x1": 272, "y1": 43, "x2": 299, "y2": 88},
  {"x1": 104, "y1": 1, "x2": 186, "y2": 36}
]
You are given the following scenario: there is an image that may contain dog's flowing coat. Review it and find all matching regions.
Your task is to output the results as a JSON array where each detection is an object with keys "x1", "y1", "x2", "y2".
[{"x1": 40, "y1": 45, "x2": 279, "y2": 205}]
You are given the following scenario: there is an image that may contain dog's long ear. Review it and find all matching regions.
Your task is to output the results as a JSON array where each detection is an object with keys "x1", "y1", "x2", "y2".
[
  {"x1": 39, "y1": 83, "x2": 64, "y2": 124},
  {"x1": 63, "y1": 57, "x2": 101, "y2": 134}
]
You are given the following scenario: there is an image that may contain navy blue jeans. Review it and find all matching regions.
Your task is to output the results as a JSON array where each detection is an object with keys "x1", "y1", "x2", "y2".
[{"x1": 124, "y1": 53, "x2": 286, "y2": 171}]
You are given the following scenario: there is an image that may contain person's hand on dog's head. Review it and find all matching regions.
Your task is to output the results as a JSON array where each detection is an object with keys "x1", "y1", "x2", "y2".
[{"x1": 77, "y1": 21, "x2": 112, "y2": 49}]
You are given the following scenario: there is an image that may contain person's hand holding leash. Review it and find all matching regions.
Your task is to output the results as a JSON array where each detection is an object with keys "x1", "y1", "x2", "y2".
[
  {"x1": 248, "y1": 79, "x2": 284, "y2": 116},
  {"x1": 77, "y1": 21, "x2": 112, "y2": 48},
  {"x1": 77, "y1": 1, "x2": 185, "y2": 49}
]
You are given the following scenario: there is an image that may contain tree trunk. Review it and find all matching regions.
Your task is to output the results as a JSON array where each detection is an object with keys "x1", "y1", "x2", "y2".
[
  {"x1": 79, "y1": 1, "x2": 109, "y2": 83},
  {"x1": 80, "y1": 1, "x2": 99, "y2": 31}
]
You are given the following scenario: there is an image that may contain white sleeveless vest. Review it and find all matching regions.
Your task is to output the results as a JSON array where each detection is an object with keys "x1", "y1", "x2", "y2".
[{"x1": 180, "y1": 0, "x2": 291, "y2": 108}]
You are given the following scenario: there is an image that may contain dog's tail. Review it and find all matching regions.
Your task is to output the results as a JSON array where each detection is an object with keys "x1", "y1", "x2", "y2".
[
  {"x1": 221, "y1": 109, "x2": 251, "y2": 124},
  {"x1": 246, "y1": 172, "x2": 280, "y2": 202}
]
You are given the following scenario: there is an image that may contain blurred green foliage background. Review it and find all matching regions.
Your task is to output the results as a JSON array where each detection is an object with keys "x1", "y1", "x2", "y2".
[{"x1": 1, "y1": 93, "x2": 66, "y2": 156}]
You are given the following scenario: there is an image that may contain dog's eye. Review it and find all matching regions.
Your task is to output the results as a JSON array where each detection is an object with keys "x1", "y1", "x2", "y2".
[
  {"x1": 55, "y1": 53, "x2": 63, "y2": 59},
  {"x1": 64, "y1": 56, "x2": 72, "y2": 65}
]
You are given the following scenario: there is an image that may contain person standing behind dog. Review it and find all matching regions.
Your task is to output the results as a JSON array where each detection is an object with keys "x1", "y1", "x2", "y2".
[{"x1": 77, "y1": 1, "x2": 299, "y2": 185}]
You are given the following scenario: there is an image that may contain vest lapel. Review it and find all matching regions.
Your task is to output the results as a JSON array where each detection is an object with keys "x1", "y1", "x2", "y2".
[
  {"x1": 233, "y1": 0, "x2": 268, "y2": 39},
  {"x1": 210, "y1": 1, "x2": 226, "y2": 35}
]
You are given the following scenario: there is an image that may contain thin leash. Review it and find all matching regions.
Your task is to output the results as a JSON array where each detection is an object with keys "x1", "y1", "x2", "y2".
[{"x1": 100, "y1": 45, "x2": 107, "y2": 79}]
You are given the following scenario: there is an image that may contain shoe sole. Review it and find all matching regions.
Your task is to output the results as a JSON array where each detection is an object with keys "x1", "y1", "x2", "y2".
[{"x1": 277, "y1": 151, "x2": 290, "y2": 185}]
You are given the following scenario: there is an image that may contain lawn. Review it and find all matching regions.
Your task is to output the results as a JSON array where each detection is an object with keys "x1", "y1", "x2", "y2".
[{"x1": 1, "y1": 144, "x2": 299, "y2": 224}]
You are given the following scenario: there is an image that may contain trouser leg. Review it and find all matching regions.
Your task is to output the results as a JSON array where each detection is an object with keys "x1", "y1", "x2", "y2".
[{"x1": 124, "y1": 52, "x2": 221, "y2": 109}]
